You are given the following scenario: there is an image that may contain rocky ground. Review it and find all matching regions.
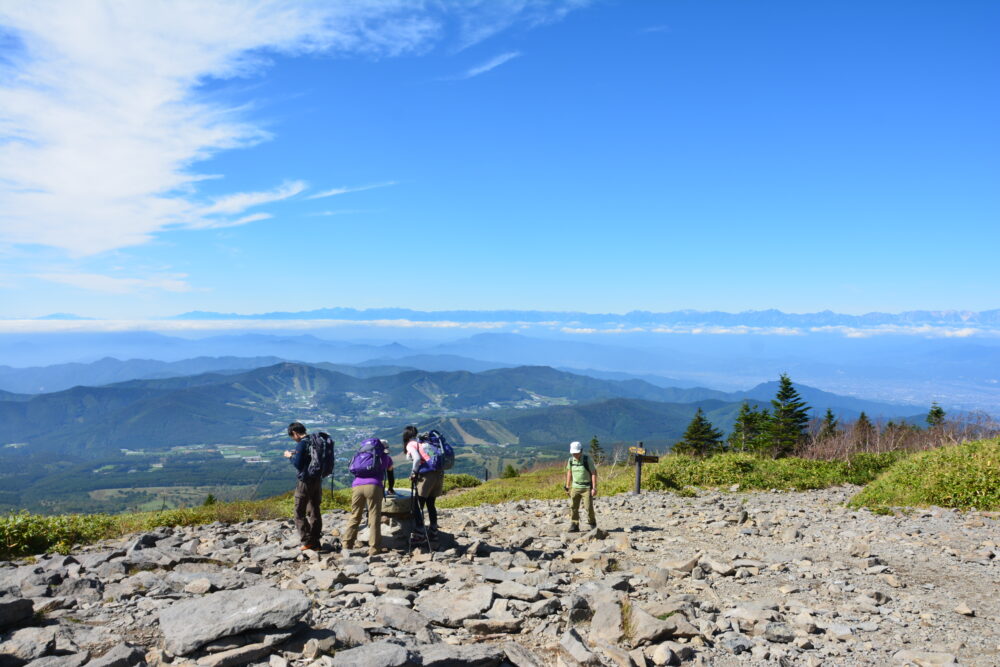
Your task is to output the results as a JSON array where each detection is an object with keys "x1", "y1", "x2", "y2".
[{"x1": 1, "y1": 486, "x2": 998, "y2": 667}]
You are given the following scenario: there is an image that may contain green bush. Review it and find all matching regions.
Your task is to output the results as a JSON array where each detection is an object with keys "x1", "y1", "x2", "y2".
[
  {"x1": 849, "y1": 439, "x2": 1000, "y2": 511},
  {"x1": 646, "y1": 451, "x2": 902, "y2": 492}
]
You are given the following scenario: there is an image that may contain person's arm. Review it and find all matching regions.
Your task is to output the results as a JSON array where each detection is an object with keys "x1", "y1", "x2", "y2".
[
  {"x1": 408, "y1": 442, "x2": 421, "y2": 476},
  {"x1": 564, "y1": 461, "x2": 572, "y2": 493},
  {"x1": 590, "y1": 467, "x2": 597, "y2": 496},
  {"x1": 290, "y1": 439, "x2": 307, "y2": 472}
]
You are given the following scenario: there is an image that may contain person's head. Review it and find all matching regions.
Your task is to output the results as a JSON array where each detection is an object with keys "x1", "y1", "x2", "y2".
[
  {"x1": 402, "y1": 425, "x2": 419, "y2": 447},
  {"x1": 287, "y1": 422, "x2": 307, "y2": 441},
  {"x1": 569, "y1": 441, "x2": 582, "y2": 459}
]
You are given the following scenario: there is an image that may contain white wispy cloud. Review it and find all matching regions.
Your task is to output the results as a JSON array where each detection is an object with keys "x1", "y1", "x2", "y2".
[
  {"x1": 307, "y1": 181, "x2": 398, "y2": 200},
  {"x1": 460, "y1": 51, "x2": 522, "y2": 79},
  {"x1": 33, "y1": 272, "x2": 194, "y2": 294},
  {"x1": 0, "y1": 2, "x2": 586, "y2": 257},
  {"x1": 199, "y1": 181, "x2": 307, "y2": 217}
]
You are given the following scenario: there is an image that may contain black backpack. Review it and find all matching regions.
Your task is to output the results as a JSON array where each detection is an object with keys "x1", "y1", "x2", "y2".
[{"x1": 306, "y1": 432, "x2": 335, "y2": 479}]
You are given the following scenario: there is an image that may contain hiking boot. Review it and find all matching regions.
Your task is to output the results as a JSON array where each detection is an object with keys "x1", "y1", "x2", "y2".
[
  {"x1": 386, "y1": 489, "x2": 396, "y2": 497},
  {"x1": 568, "y1": 524, "x2": 580, "y2": 533},
  {"x1": 342, "y1": 541, "x2": 356, "y2": 550},
  {"x1": 409, "y1": 531, "x2": 428, "y2": 546},
  {"x1": 427, "y1": 525, "x2": 439, "y2": 541},
  {"x1": 368, "y1": 547, "x2": 386, "y2": 557},
  {"x1": 300, "y1": 543, "x2": 318, "y2": 551},
  {"x1": 588, "y1": 523, "x2": 597, "y2": 530}
]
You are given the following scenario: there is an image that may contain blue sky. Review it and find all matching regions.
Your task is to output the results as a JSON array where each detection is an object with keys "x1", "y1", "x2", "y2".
[{"x1": 0, "y1": 0, "x2": 997, "y2": 322}]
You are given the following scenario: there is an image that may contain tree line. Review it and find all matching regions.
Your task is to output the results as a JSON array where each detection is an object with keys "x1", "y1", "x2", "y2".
[{"x1": 670, "y1": 373, "x2": 981, "y2": 459}]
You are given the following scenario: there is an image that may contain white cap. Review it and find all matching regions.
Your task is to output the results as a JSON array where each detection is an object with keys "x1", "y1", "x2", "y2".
[{"x1": 569, "y1": 441, "x2": 582, "y2": 454}]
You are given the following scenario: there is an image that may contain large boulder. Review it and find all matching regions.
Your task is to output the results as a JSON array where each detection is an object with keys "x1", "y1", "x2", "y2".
[{"x1": 158, "y1": 585, "x2": 310, "y2": 655}]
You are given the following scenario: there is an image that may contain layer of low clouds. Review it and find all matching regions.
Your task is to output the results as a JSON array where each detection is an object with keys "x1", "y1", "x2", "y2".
[
  {"x1": 0, "y1": 317, "x2": 994, "y2": 338},
  {"x1": 0, "y1": 1, "x2": 588, "y2": 258}
]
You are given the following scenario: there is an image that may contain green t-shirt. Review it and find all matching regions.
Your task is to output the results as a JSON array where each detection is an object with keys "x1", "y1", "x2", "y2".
[{"x1": 566, "y1": 454, "x2": 595, "y2": 488}]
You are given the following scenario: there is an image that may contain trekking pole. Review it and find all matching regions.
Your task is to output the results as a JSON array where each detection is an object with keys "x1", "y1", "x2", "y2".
[{"x1": 408, "y1": 479, "x2": 418, "y2": 556}]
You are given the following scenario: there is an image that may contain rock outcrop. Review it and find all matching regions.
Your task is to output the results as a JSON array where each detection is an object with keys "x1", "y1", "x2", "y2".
[{"x1": 1, "y1": 487, "x2": 998, "y2": 666}]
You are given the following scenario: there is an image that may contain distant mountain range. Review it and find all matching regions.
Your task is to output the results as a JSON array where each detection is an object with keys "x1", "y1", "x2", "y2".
[
  {"x1": 166, "y1": 307, "x2": 1000, "y2": 328},
  {"x1": 0, "y1": 362, "x2": 922, "y2": 457},
  {"x1": 1, "y1": 328, "x2": 995, "y2": 411}
]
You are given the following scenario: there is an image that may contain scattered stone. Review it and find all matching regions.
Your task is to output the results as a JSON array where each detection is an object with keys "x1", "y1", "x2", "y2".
[
  {"x1": 953, "y1": 602, "x2": 975, "y2": 616},
  {"x1": 891, "y1": 649, "x2": 958, "y2": 666},
  {"x1": 88, "y1": 644, "x2": 147, "y2": 667},
  {"x1": 463, "y1": 617, "x2": 523, "y2": 634},
  {"x1": 559, "y1": 627, "x2": 600, "y2": 665},
  {"x1": 376, "y1": 603, "x2": 432, "y2": 634},
  {"x1": 417, "y1": 642, "x2": 505, "y2": 666},
  {"x1": 763, "y1": 622, "x2": 795, "y2": 643},
  {"x1": 503, "y1": 641, "x2": 546, "y2": 667},
  {"x1": 330, "y1": 640, "x2": 412, "y2": 667}
]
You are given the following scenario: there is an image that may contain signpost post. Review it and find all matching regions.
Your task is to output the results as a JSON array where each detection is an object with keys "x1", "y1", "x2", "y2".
[{"x1": 628, "y1": 442, "x2": 659, "y2": 495}]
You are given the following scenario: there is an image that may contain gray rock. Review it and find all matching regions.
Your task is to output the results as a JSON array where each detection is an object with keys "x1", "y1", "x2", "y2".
[
  {"x1": 527, "y1": 597, "x2": 561, "y2": 617},
  {"x1": 719, "y1": 631, "x2": 752, "y2": 655},
  {"x1": 24, "y1": 653, "x2": 90, "y2": 667},
  {"x1": 0, "y1": 598, "x2": 33, "y2": 629},
  {"x1": 57, "y1": 577, "x2": 104, "y2": 602},
  {"x1": 331, "y1": 619, "x2": 369, "y2": 647},
  {"x1": 87, "y1": 644, "x2": 145, "y2": 667},
  {"x1": 417, "y1": 642, "x2": 505, "y2": 666},
  {"x1": 891, "y1": 650, "x2": 958, "y2": 666},
  {"x1": 628, "y1": 605, "x2": 672, "y2": 646},
  {"x1": 763, "y1": 621, "x2": 795, "y2": 643},
  {"x1": 416, "y1": 584, "x2": 493, "y2": 627},
  {"x1": 589, "y1": 600, "x2": 625, "y2": 644},
  {"x1": 158, "y1": 585, "x2": 310, "y2": 655},
  {"x1": 503, "y1": 642, "x2": 546, "y2": 667},
  {"x1": 462, "y1": 617, "x2": 523, "y2": 634},
  {"x1": 330, "y1": 640, "x2": 412, "y2": 667},
  {"x1": 0, "y1": 626, "x2": 57, "y2": 661},
  {"x1": 195, "y1": 640, "x2": 274, "y2": 667},
  {"x1": 559, "y1": 627, "x2": 600, "y2": 665},
  {"x1": 376, "y1": 603, "x2": 432, "y2": 634},
  {"x1": 650, "y1": 643, "x2": 675, "y2": 666},
  {"x1": 495, "y1": 580, "x2": 541, "y2": 602}
]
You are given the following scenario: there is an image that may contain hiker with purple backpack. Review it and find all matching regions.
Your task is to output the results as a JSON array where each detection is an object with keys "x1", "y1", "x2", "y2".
[
  {"x1": 403, "y1": 425, "x2": 455, "y2": 545},
  {"x1": 343, "y1": 438, "x2": 394, "y2": 556}
]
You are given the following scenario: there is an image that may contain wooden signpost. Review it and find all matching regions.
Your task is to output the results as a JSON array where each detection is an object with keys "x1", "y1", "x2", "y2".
[{"x1": 628, "y1": 443, "x2": 660, "y2": 495}]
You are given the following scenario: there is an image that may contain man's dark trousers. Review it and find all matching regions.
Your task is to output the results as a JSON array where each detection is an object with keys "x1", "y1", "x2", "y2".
[{"x1": 294, "y1": 477, "x2": 323, "y2": 545}]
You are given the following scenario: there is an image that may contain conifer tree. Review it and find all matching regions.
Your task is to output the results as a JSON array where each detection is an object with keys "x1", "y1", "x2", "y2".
[
  {"x1": 589, "y1": 435, "x2": 604, "y2": 463},
  {"x1": 673, "y1": 408, "x2": 724, "y2": 457},
  {"x1": 926, "y1": 402, "x2": 946, "y2": 428},
  {"x1": 818, "y1": 408, "x2": 840, "y2": 440},
  {"x1": 768, "y1": 373, "x2": 811, "y2": 457},
  {"x1": 501, "y1": 464, "x2": 519, "y2": 478},
  {"x1": 728, "y1": 401, "x2": 767, "y2": 452},
  {"x1": 853, "y1": 411, "x2": 876, "y2": 448}
]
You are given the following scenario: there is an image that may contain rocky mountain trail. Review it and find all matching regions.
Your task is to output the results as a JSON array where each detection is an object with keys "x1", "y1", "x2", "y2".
[{"x1": 1, "y1": 487, "x2": 998, "y2": 666}]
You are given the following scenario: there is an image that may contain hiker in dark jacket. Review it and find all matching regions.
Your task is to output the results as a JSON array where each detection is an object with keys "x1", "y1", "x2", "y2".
[{"x1": 284, "y1": 421, "x2": 322, "y2": 550}]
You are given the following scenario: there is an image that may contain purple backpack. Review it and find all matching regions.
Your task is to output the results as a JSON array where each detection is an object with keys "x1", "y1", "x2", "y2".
[{"x1": 348, "y1": 438, "x2": 385, "y2": 478}]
